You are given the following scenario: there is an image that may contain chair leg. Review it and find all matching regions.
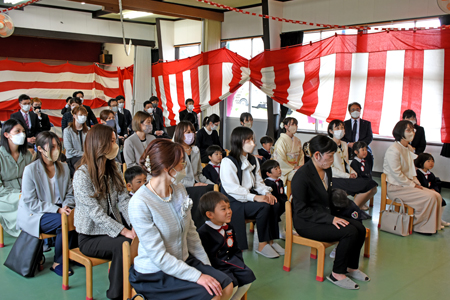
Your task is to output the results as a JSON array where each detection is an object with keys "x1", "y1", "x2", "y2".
[
  {"x1": 364, "y1": 229, "x2": 370, "y2": 258},
  {"x1": 241, "y1": 292, "x2": 248, "y2": 300},
  {"x1": 282, "y1": 232, "x2": 293, "y2": 272},
  {"x1": 378, "y1": 211, "x2": 383, "y2": 229},
  {"x1": 310, "y1": 247, "x2": 317, "y2": 259},
  {"x1": 369, "y1": 196, "x2": 374, "y2": 208},
  {"x1": 0, "y1": 224, "x2": 4, "y2": 248},
  {"x1": 249, "y1": 222, "x2": 254, "y2": 234},
  {"x1": 316, "y1": 244, "x2": 326, "y2": 282},
  {"x1": 86, "y1": 264, "x2": 93, "y2": 300}
]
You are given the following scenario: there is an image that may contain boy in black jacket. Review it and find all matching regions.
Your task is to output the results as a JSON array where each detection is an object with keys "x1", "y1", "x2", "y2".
[
  {"x1": 202, "y1": 145, "x2": 222, "y2": 184},
  {"x1": 258, "y1": 136, "x2": 274, "y2": 163},
  {"x1": 197, "y1": 192, "x2": 255, "y2": 300},
  {"x1": 261, "y1": 160, "x2": 287, "y2": 212}
]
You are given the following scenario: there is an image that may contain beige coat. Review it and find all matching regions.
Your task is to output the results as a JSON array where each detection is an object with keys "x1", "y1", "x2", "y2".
[
  {"x1": 273, "y1": 133, "x2": 304, "y2": 183},
  {"x1": 331, "y1": 140, "x2": 357, "y2": 179}
]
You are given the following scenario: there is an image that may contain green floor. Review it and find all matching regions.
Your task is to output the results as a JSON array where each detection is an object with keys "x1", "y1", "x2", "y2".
[{"x1": 1, "y1": 178, "x2": 450, "y2": 300}]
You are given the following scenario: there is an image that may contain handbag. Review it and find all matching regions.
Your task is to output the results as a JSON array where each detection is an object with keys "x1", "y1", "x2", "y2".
[
  {"x1": 4, "y1": 231, "x2": 44, "y2": 277},
  {"x1": 380, "y1": 198, "x2": 411, "y2": 237}
]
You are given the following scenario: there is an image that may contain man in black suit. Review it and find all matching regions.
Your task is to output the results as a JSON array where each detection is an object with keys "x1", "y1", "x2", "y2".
[
  {"x1": 73, "y1": 91, "x2": 98, "y2": 127},
  {"x1": 116, "y1": 95, "x2": 133, "y2": 135},
  {"x1": 108, "y1": 98, "x2": 128, "y2": 140},
  {"x1": 144, "y1": 96, "x2": 170, "y2": 139},
  {"x1": 179, "y1": 98, "x2": 199, "y2": 131},
  {"x1": 342, "y1": 102, "x2": 374, "y2": 169},
  {"x1": 31, "y1": 98, "x2": 51, "y2": 131},
  {"x1": 10, "y1": 94, "x2": 41, "y2": 147},
  {"x1": 402, "y1": 109, "x2": 426, "y2": 154}
]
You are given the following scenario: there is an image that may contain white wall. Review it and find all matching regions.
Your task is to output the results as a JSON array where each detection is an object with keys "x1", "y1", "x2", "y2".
[
  {"x1": 8, "y1": 6, "x2": 155, "y2": 40},
  {"x1": 222, "y1": 7, "x2": 263, "y2": 40},
  {"x1": 174, "y1": 19, "x2": 202, "y2": 45},
  {"x1": 159, "y1": 20, "x2": 175, "y2": 61},
  {"x1": 282, "y1": 0, "x2": 443, "y2": 32},
  {"x1": 102, "y1": 43, "x2": 135, "y2": 71}
]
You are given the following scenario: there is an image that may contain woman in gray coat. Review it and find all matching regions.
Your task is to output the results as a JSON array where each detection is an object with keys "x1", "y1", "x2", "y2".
[
  {"x1": 17, "y1": 131, "x2": 76, "y2": 276},
  {"x1": 123, "y1": 111, "x2": 155, "y2": 168}
]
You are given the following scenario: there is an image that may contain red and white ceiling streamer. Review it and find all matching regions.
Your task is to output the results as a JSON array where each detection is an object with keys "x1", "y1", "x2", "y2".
[{"x1": 153, "y1": 29, "x2": 450, "y2": 143}]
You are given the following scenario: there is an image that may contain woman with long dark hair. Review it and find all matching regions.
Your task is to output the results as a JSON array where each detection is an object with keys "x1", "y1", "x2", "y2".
[
  {"x1": 220, "y1": 126, "x2": 283, "y2": 258},
  {"x1": 0, "y1": 118, "x2": 33, "y2": 237},
  {"x1": 18, "y1": 131, "x2": 77, "y2": 276},
  {"x1": 73, "y1": 124, "x2": 135, "y2": 300},
  {"x1": 196, "y1": 114, "x2": 225, "y2": 163}
]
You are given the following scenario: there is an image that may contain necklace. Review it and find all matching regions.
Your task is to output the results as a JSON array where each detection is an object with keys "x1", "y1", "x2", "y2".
[{"x1": 148, "y1": 180, "x2": 172, "y2": 203}]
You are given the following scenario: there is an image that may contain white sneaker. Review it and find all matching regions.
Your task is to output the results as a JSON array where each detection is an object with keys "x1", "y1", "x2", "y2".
[
  {"x1": 255, "y1": 244, "x2": 279, "y2": 258},
  {"x1": 441, "y1": 220, "x2": 450, "y2": 227},
  {"x1": 330, "y1": 247, "x2": 336, "y2": 258},
  {"x1": 271, "y1": 242, "x2": 285, "y2": 255}
]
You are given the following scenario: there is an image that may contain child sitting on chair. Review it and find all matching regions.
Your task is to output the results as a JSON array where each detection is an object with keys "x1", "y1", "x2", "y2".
[
  {"x1": 197, "y1": 191, "x2": 256, "y2": 300},
  {"x1": 261, "y1": 160, "x2": 288, "y2": 209},
  {"x1": 350, "y1": 141, "x2": 375, "y2": 180},
  {"x1": 258, "y1": 136, "x2": 274, "y2": 163},
  {"x1": 414, "y1": 153, "x2": 450, "y2": 229},
  {"x1": 202, "y1": 145, "x2": 222, "y2": 184},
  {"x1": 125, "y1": 166, "x2": 147, "y2": 197}
]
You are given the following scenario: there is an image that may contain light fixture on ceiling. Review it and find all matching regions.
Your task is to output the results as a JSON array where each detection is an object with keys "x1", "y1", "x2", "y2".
[
  {"x1": 4, "y1": 0, "x2": 25, "y2": 4},
  {"x1": 123, "y1": 11, "x2": 153, "y2": 19},
  {"x1": 81, "y1": 2, "x2": 85, "y2": 4}
]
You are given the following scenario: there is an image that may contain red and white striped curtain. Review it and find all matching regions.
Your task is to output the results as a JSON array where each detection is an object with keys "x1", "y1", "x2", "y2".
[
  {"x1": 0, "y1": 60, "x2": 133, "y2": 136},
  {"x1": 153, "y1": 29, "x2": 450, "y2": 143}
]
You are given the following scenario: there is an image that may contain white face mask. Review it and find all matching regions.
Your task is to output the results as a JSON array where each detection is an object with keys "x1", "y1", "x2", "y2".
[
  {"x1": 147, "y1": 108, "x2": 154, "y2": 114},
  {"x1": 242, "y1": 141, "x2": 255, "y2": 154},
  {"x1": 77, "y1": 115, "x2": 87, "y2": 124},
  {"x1": 288, "y1": 125, "x2": 297, "y2": 134},
  {"x1": 80, "y1": 98, "x2": 84, "y2": 103},
  {"x1": 404, "y1": 131, "x2": 415, "y2": 142},
  {"x1": 184, "y1": 132, "x2": 195, "y2": 145},
  {"x1": 21, "y1": 104, "x2": 31, "y2": 112},
  {"x1": 118, "y1": 103, "x2": 125, "y2": 109},
  {"x1": 111, "y1": 106, "x2": 118, "y2": 113},
  {"x1": 143, "y1": 124, "x2": 153, "y2": 134},
  {"x1": 333, "y1": 130, "x2": 344, "y2": 140},
  {"x1": 409, "y1": 119, "x2": 416, "y2": 125},
  {"x1": 211, "y1": 124, "x2": 218, "y2": 131},
  {"x1": 171, "y1": 167, "x2": 186, "y2": 184},
  {"x1": 10, "y1": 132, "x2": 26, "y2": 145},
  {"x1": 243, "y1": 122, "x2": 252, "y2": 128},
  {"x1": 351, "y1": 111, "x2": 360, "y2": 119},
  {"x1": 187, "y1": 104, "x2": 194, "y2": 111}
]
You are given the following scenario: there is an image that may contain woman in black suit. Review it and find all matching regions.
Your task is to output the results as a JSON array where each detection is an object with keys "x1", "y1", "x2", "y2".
[{"x1": 291, "y1": 135, "x2": 369, "y2": 290}]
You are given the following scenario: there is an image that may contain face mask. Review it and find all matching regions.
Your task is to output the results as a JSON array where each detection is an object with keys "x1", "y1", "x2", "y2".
[
  {"x1": 243, "y1": 122, "x2": 252, "y2": 128},
  {"x1": 242, "y1": 141, "x2": 255, "y2": 154},
  {"x1": 409, "y1": 119, "x2": 416, "y2": 125},
  {"x1": 111, "y1": 106, "x2": 118, "y2": 113},
  {"x1": 105, "y1": 143, "x2": 119, "y2": 160},
  {"x1": 71, "y1": 105, "x2": 77, "y2": 110},
  {"x1": 118, "y1": 103, "x2": 125, "y2": 109},
  {"x1": 211, "y1": 124, "x2": 218, "y2": 131},
  {"x1": 43, "y1": 148, "x2": 60, "y2": 162},
  {"x1": 106, "y1": 119, "x2": 116, "y2": 128},
  {"x1": 80, "y1": 98, "x2": 84, "y2": 103},
  {"x1": 143, "y1": 124, "x2": 153, "y2": 134},
  {"x1": 147, "y1": 108, "x2": 154, "y2": 114},
  {"x1": 65, "y1": 104, "x2": 69, "y2": 108},
  {"x1": 34, "y1": 106, "x2": 42, "y2": 113},
  {"x1": 404, "y1": 131, "x2": 415, "y2": 142},
  {"x1": 152, "y1": 103, "x2": 158, "y2": 108},
  {"x1": 22, "y1": 104, "x2": 31, "y2": 112},
  {"x1": 187, "y1": 104, "x2": 194, "y2": 111},
  {"x1": 351, "y1": 111, "x2": 360, "y2": 119},
  {"x1": 288, "y1": 125, "x2": 297, "y2": 134},
  {"x1": 171, "y1": 167, "x2": 186, "y2": 184},
  {"x1": 77, "y1": 115, "x2": 87, "y2": 124},
  {"x1": 333, "y1": 130, "x2": 344, "y2": 140},
  {"x1": 10, "y1": 132, "x2": 26, "y2": 145},
  {"x1": 184, "y1": 132, "x2": 195, "y2": 145},
  {"x1": 317, "y1": 153, "x2": 333, "y2": 169}
]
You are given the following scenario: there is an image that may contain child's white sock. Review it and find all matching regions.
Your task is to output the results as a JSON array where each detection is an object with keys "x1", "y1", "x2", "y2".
[{"x1": 231, "y1": 283, "x2": 252, "y2": 300}]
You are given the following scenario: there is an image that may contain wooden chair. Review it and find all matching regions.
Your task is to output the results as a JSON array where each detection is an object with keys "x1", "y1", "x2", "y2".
[
  {"x1": 62, "y1": 210, "x2": 111, "y2": 300},
  {"x1": 286, "y1": 180, "x2": 292, "y2": 200},
  {"x1": 379, "y1": 173, "x2": 414, "y2": 234},
  {"x1": 0, "y1": 224, "x2": 4, "y2": 248},
  {"x1": 225, "y1": 149, "x2": 230, "y2": 156},
  {"x1": 201, "y1": 163, "x2": 208, "y2": 168},
  {"x1": 123, "y1": 163, "x2": 127, "y2": 174},
  {"x1": 369, "y1": 196, "x2": 374, "y2": 208},
  {"x1": 123, "y1": 238, "x2": 142, "y2": 300},
  {"x1": 283, "y1": 200, "x2": 370, "y2": 281}
]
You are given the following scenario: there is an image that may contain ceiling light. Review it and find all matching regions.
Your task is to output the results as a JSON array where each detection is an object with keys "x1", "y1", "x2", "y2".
[
  {"x1": 81, "y1": 2, "x2": 85, "y2": 4},
  {"x1": 123, "y1": 11, "x2": 153, "y2": 19}
]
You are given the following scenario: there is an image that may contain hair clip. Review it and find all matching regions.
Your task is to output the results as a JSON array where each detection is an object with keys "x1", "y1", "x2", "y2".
[
  {"x1": 280, "y1": 122, "x2": 284, "y2": 129},
  {"x1": 145, "y1": 155, "x2": 151, "y2": 173}
]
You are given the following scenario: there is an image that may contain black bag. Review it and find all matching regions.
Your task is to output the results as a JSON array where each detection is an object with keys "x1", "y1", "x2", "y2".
[{"x1": 4, "y1": 231, "x2": 44, "y2": 277}]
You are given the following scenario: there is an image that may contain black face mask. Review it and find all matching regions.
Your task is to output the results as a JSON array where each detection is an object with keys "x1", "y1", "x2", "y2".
[
  {"x1": 34, "y1": 107, "x2": 41, "y2": 112},
  {"x1": 152, "y1": 102, "x2": 158, "y2": 108}
]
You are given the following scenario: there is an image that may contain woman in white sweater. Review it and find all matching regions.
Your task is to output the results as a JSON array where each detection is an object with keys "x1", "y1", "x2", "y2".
[
  {"x1": 383, "y1": 120, "x2": 441, "y2": 235},
  {"x1": 123, "y1": 111, "x2": 155, "y2": 168},
  {"x1": 328, "y1": 120, "x2": 377, "y2": 210},
  {"x1": 128, "y1": 139, "x2": 233, "y2": 300}
]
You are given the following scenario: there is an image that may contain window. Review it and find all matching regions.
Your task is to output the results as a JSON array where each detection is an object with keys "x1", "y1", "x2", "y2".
[
  {"x1": 177, "y1": 44, "x2": 201, "y2": 60},
  {"x1": 224, "y1": 37, "x2": 265, "y2": 119}
]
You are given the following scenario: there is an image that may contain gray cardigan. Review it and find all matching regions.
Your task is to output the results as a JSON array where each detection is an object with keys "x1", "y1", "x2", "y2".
[
  {"x1": 180, "y1": 146, "x2": 214, "y2": 187},
  {"x1": 73, "y1": 164, "x2": 131, "y2": 238},
  {"x1": 63, "y1": 127, "x2": 88, "y2": 159},
  {"x1": 123, "y1": 132, "x2": 155, "y2": 168},
  {"x1": 128, "y1": 183, "x2": 210, "y2": 282},
  {"x1": 17, "y1": 160, "x2": 75, "y2": 238}
]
